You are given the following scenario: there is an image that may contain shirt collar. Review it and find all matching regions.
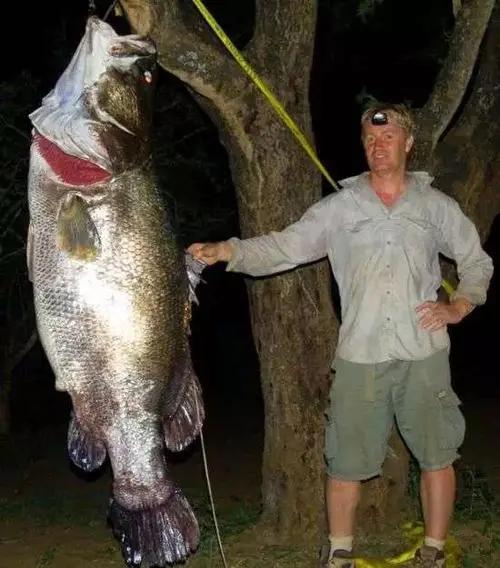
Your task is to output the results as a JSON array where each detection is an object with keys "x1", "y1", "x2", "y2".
[{"x1": 338, "y1": 170, "x2": 434, "y2": 191}]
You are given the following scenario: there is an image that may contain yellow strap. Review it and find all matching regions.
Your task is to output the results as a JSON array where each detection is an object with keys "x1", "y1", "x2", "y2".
[
  {"x1": 191, "y1": 0, "x2": 455, "y2": 295},
  {"x1": 441, "y1": 279, "x2": 455, "y2": 297}
]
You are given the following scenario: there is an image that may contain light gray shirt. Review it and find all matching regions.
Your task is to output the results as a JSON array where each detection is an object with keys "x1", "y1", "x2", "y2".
[{"x1": 226, "y1": 172, "x2": 494, "y2": 364}]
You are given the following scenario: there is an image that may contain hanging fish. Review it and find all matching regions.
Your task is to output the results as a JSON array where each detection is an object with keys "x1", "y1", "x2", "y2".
[{"x1": 27, "y1": 16, "x2": 205, "y2": 567}]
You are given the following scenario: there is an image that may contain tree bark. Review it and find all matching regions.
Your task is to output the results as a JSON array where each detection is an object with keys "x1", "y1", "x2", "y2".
[
  {"x1": 119, "y1": 0, "x2": 338, "y2": 542},
  {"x1": 411, "y1": 0, "x2": 496, "y2": 170},
  {"x1": 434, "y1": 0, "x2": 500, "y2": 239}
]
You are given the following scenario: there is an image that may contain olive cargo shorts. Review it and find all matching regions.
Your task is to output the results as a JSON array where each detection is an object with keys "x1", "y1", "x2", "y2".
[{"x1": 324, "y1": 350, "x2": 466, "y2": 480}]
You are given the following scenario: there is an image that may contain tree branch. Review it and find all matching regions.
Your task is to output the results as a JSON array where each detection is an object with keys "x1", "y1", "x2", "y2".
[
  {"x1": 248, "y1": 0, "x2": 317, "y2": 90},
  {"x1": 418, "y1": 0, "x2": 495, "y2": 150},
  {"x1": 452, "y1": 0, "x2": 462, "y2": 19},
  {"x1": 119, "y1": 0, "x2": 246, "y2": 103}
]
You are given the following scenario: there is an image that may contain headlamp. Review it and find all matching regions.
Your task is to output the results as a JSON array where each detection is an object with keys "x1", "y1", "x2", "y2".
[{"x1": 371, "y1": 111, "x2": 389, "y2": 125}]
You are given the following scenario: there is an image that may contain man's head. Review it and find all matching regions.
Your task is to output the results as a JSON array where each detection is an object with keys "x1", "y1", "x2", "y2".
[{"x1": 361, "y1": 103, "x2": 415, "y2": 175}]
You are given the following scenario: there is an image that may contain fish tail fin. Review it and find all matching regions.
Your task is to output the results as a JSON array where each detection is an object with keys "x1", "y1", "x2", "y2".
[
  {"x1": 108, "y1": 490, "x2": 199, "y2": 567},
  {"x1": 164, "y1": 367, "x2": 205, "y2": 453},
  {"x1": 67, "y1": 411, "x2": 107, "y2": 472}
]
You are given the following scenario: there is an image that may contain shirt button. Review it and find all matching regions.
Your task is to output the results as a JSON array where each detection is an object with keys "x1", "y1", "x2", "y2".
[
  {"x1": 386, "y1": 290, "x2": 391, "y2": 294},
  {"x1": 386, "y1": 317, "x2": 391, "y2": 321},
  {"x1": 386, "y1": 264, "x2": 390, "y2": 269},
  {"x1": 386, "y1": 240, "x2": 391, "y2": 245}
]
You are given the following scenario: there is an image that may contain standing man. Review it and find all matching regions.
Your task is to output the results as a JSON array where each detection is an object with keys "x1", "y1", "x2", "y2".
[{"x1": 188, "y1": 103, "x2": 493, "y2": 568}]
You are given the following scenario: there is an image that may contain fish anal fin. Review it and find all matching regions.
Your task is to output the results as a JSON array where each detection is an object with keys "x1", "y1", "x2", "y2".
[
  {"x1": 56, "y1": 193, "x2": 101, "y2": 261},
  {"x1": 67, "y1": 411, "x2": 107, "y2": 472},
  {"x1": 164, "y1": 365, "x2": 205, "y2": 453}
]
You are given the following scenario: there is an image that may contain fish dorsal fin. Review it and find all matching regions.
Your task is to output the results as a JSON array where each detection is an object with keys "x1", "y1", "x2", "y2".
[{"x1": 56, "y1": 192, "x2": 101, "y2": 261}]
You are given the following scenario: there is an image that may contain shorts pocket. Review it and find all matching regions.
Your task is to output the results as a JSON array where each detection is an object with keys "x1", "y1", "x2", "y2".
[{"x1": 435, "y1": 388, "x2": 466, "y2": 451}]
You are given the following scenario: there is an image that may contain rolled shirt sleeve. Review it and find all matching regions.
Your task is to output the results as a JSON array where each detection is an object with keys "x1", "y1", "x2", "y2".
[
  {"x1": 226, "y1": 196, "x2": 334, "y2": 276},
  {"x1": 438, "y1": 198, "x2": 494, "y2": 306}
]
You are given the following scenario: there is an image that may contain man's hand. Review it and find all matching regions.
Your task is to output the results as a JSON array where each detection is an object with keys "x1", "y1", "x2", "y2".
[
  {"x1": 416, "y1": 298, "x2": 473, "y2": 331},
  {"x1": 187, "y1": 241, "x2": 233, "y2": 265}
]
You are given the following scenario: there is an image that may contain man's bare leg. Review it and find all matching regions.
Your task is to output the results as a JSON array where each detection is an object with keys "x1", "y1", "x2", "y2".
[
  {"x1": 420, "y1": 465, "x2": 456, "y2": 542},
  {"x1": 325, "y1": 476, "x2": 361, "y2": 562}
]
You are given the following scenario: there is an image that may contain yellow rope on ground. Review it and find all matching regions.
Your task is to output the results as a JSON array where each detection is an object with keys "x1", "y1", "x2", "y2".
[{"x1": 355, "y1": 523, "x2": 460, "y2": 567}]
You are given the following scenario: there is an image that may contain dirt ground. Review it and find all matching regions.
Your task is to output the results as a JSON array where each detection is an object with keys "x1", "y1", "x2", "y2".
[{"x1": 0, "y1": 395, "x2": 498, "y2": 568}]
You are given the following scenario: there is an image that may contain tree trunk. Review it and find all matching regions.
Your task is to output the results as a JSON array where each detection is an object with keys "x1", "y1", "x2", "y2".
[
  {"x1": 411, "y1": 0, "x2": 496, "y2": 171},
  {"x1": 434, "y1": 0, "x2": 500, "y2": 236},
  {"x1": 231, "y1": 108, "x2": 337, "y2": 541}
]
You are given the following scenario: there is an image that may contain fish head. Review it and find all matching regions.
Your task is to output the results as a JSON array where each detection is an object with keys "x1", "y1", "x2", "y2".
[{"x1": 29, "y1": 16, "x2": 157, "y2": 176}]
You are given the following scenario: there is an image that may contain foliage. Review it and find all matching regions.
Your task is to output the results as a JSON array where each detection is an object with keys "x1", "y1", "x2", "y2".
[{"x1": 356, "y1": 0, "x2": 386, "y2": 22}]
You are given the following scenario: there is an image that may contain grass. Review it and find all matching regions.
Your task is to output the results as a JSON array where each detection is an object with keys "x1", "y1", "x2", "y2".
[
  {"x1": 452, "y1": 462, "x2": 500, "y2": 567},
  {"x1": 190, "y1": 460, "x2": 500, "y2": 568},
  {"x1": 0, "y1": 491, "x2": 108, "y2": 526},
  {"x1": 35, "y1": 546, "x2": 59, "y2": 567},
  {"x1": 405, "y1": 457, "x2": 500, "y2": 567}
]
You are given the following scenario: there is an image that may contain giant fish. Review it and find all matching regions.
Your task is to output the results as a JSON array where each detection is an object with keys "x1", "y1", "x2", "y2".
[{"x1": 26, "y1": 16, "x2": 205, "y2": 567}]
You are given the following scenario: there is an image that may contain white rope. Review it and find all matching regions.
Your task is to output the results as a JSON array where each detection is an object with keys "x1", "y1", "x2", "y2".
[{"x1": 195, "y1": 396, "x2": 230, "y2": 568}]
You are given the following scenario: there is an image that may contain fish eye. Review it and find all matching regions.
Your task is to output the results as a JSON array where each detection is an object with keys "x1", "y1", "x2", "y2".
[{"x1": 143, "y1": 70, "x2": 153, "y2": 84}]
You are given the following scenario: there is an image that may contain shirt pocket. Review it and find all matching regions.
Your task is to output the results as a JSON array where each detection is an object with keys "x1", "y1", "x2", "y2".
[
  {"x1": 344, "y1": 218, "x2": 381, "y2": 251},
  {"x1": 395, "y1": 215, "x2": 437, "y2": 249}
]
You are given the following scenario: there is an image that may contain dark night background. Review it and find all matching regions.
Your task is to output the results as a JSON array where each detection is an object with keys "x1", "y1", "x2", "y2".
[{"x1": 0, "y1": 1, "x2": 498, "y2": 556}]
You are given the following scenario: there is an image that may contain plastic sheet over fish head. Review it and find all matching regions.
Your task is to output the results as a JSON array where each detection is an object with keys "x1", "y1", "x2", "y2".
[{"x1": 29, "y1": 17, "x2": 156, "y2": 172}]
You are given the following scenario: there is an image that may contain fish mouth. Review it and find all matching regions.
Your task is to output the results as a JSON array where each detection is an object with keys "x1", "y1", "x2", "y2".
[{"x1": 29, "y1": 16, "x2": 156, "y2": 173}]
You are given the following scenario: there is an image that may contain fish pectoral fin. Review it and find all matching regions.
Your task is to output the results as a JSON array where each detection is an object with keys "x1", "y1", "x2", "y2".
[
  {"x1": 164, "y1": 366, "x2": 205, "y2": 453},
  {"x1": 56, "y1": 193, "x2": 101, "y2": 261},
  {"x1": 67, "y1": 412, "x2": 107, "y2": 472}
]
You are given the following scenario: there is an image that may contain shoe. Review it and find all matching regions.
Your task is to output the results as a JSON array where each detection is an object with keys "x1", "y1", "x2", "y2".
[
  {"x1": 411, "y1": 545, "x2": 445, "y2": 567},
  {"x1": 326, "y1": 549, "x2": 355, "y2": 568}
]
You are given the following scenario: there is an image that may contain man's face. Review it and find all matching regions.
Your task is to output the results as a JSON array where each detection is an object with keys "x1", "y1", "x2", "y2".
[{"x1": 362, "y1": 116, "x2": 413, "y2": 174}]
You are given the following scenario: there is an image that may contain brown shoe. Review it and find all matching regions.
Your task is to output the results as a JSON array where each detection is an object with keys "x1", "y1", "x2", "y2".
[
  {"x1": 411, "y1": 545, "x2": 445, "y2": 567},
  {"x1": 326, "y1": 549, "x2": 355, "y2": 568}
]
